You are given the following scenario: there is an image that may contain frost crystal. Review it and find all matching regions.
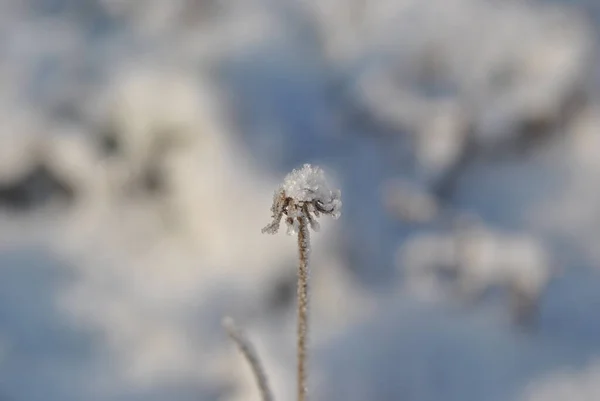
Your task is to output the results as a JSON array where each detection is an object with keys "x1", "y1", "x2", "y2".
[{"x1": 262, "y1": 164, "x2": 342, "y2": 235}]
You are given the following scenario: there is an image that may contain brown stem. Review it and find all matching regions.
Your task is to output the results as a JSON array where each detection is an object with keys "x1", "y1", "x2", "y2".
[{"x1": 296, "y1": 216, "x2": 310, "y2": 401}]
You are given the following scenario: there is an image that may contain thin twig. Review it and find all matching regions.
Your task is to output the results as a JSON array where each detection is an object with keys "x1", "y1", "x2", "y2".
[
  {"x1": 223, "y1": 317, "x2": 274, "y2": 401},
  {"x1": 296, "y1": 217, "x2": 310, "y2": 401}
]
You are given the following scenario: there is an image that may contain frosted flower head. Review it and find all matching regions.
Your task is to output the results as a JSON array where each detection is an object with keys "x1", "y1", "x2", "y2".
[{"x1": 262, "y1": 164, "x2": 342, "y2": 235}]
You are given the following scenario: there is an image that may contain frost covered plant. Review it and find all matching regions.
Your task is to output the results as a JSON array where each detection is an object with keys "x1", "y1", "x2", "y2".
[
  {"x1": 262, "y1": 164, "x2": 342, "y2": 236},
  {"x1": 262, "y1": 164, "x2": 342, "y2": 401},
  {"x1": 224, "y1": 164, "x2": 341, "y2": 401}
]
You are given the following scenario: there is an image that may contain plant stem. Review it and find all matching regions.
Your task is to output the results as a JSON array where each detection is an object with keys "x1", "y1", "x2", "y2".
[
  {"x1": 296, "y1": 217, "x2": 310, "y2": 401},
  {"x1": 223, "y1": 317, "x2": 274, "y2": 401}
]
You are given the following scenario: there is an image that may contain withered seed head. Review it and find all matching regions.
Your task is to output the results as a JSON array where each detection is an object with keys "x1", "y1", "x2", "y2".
[{"x1": 262, "y1": 164, "x2": 342, "y2": 235}]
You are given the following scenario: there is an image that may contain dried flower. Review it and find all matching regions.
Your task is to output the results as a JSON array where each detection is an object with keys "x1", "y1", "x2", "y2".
[
  {"x1": 262, "y1": 164, "x2": 342, "y2": 235},
  {"x1": 261, "y1": 163, "x2": 341, "y2": 401}
]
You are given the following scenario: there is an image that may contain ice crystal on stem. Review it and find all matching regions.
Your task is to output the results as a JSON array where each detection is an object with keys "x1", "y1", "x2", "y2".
[
  {"x1": 261, "y1": 163, "x2": 341, "y2": 401},
  {"x1": 262, "y1": 164, "x2": 342, "y2": 235}
]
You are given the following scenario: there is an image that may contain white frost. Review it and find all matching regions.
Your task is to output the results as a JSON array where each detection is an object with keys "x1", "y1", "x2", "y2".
[
  {"x1": 262, "y1": 164, "x2": 342, "y2": 236},
  {"x1": 282, "y1": 164, "x2": 342, "y2": 219}
]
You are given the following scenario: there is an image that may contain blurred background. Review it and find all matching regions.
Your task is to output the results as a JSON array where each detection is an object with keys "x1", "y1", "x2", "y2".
[{"x1": 2, "y1": 0, "x2": 600, "y2": 400}]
